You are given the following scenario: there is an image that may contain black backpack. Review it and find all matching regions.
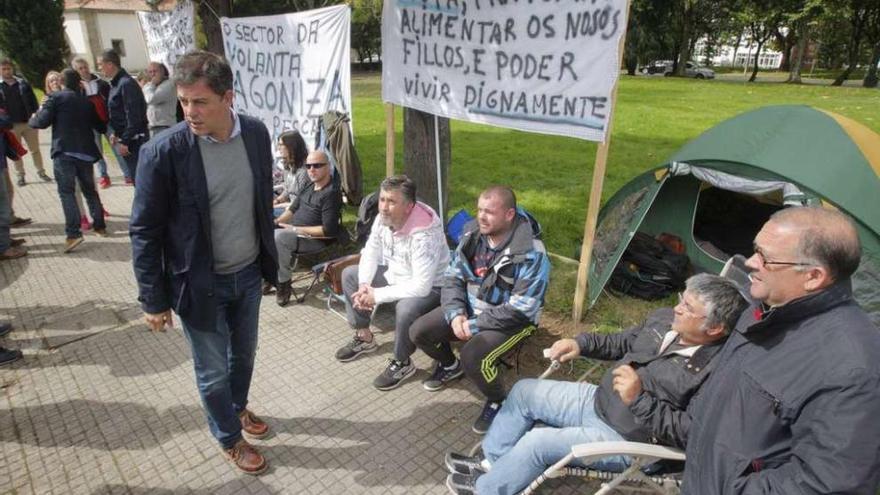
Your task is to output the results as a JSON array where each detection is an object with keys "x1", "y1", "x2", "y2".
[
  {"x1": 608, "y1": 232, "x2": 690, "y2": 300},
  {"x1": 355, "y1": 191, "x2": 379, "y2": 247}
]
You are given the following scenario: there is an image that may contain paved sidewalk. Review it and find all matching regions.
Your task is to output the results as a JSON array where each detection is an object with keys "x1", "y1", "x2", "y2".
[{"x1": 0, "y1": 132, "x2": 592, "y2": 494}]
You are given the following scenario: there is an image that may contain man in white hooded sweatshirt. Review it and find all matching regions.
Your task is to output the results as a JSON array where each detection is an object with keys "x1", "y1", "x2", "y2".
[{"x1": 335, "y1": 175, "x2": 450, "y2": 391}]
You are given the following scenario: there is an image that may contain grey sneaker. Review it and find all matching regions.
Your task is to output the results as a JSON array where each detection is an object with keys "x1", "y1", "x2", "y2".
[
  {"x1": 444, "y1": 451, "x2": 487, "y2": 475},
  {"x1": 423, "y1": 359, "x2": 464, "y2": 391},
  {"x1": 373, "y1": 359, "x2": 416, "y2": 391},
  {"x1": 446, "y1": 472, "x2": 480, "y2": 495},
  {"x1": 335, "y1": 334, "x2": 378, "y2": 362}
]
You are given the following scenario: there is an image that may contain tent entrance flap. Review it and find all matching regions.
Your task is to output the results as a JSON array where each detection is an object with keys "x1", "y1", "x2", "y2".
[{"x1": 587, "y1": 172, "x2": 668, "y2": 307}]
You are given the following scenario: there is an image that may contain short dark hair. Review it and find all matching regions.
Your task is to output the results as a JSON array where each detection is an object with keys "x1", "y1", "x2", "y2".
[
  {"x1": 770, "y1": 207, "x2": 862, "y2": 281},
  {"x1": 380, "y1": 175, "x2": 417, "y2": 204},
  {"x1": 99, "y1": 49, "x2": 121, "y2": 67},
  {"x1": 61, "y1": 69, "x2": 81, "y2": 91},
  {"x1": 481, "y1": 185, "x2": 517, "y2": 211},
  {"x1": 0, "y1": 58, "x2": 13, "y2": 67},
  {"x1": 278, "y1": 130, "x2": 308, "y2": 170},
  {"x1": 173, "y1": 50, "x2": 232, "y2": 96},
  {"x1": 685, "y1": 274, "x2": 748, "y2": 335}
]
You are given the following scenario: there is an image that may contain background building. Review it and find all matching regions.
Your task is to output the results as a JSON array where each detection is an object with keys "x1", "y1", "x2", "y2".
[{"x1": 63, "y1": 0, "x2": 175, "y2": 72}]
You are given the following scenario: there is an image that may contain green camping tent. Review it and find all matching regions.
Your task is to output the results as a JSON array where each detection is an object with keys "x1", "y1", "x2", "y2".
[{"x1": 589, "y1": 105, "x2": 880, "y2": 325}]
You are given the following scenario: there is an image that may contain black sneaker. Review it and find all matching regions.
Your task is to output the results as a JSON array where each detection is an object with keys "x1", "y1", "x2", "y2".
[
  {"x1": 276, "y1": 281, "x2": 292, "y2": 307},
  {"x1": 472, "y1": 400, "x2": 502, "y2": 435},
  {"x1": 444, "y1": 451, "x2": 486, "y2": 475},
  {"x1": 335, "y1": 334, "x2": 378, "y2": 362},
  {"x1": 446, "y1": 472, "x2": 480, "y2": 495},
  {"x1": 373, "y1": 359, "x2": 416, "y2": 391},
  {"x1": 423, "y1": 359, "x2": 464, "y2": 391},
  {"x1": 16, "y1": 176, "x2": 25, "y2": 187},
  {"x1": 38, "y1": 172, "x2": 53, "y2": 182},
  {"x1": 0, "y1": 347, "x2": 22, "y2": 366}
]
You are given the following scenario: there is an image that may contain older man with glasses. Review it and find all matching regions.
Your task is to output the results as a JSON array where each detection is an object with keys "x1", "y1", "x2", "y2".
[
  {"x1": 272, "y1": 149, "x2": 342, "y2": 306},
  {"x1": 681, "y1": 207, "x2": 880, "y2": 495},
  {"x1": 444, "y1": 273, "x2": 748, "y2": 495}
]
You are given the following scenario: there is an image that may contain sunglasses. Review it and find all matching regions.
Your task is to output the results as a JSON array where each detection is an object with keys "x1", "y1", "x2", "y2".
[{"x1": 305, "y1": 162, "x2": 326, "y2": 169}]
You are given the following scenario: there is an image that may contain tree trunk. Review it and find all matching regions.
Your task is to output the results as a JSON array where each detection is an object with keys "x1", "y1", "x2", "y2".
[
  {"x1": 833, "y1": 6, "x2": 868, "y2": 86},
  {"x1": 787, "y1": 22, "x2": 809, "y2": 84},
  {"x1": 674, "y1": 1, "x2": 692, "y2": 76},
  {"x1": 403, "y1": 108, "x2": 451, "y2": 221},
  {"x1": 774, "y1": 28, "x2": 792, "y2": 71},
  {"x1": 198, "y1": 0, "x2": 231, "y2": 55},
  {"x1": 864, "y1": 43, "x2": 880, "y2": 87},
  {"x1": 731, "y1": 31, "x2": 742, "y2": 67},
  {"x1": 749, "y1": 40, "x2": 764, "y2": 82}
]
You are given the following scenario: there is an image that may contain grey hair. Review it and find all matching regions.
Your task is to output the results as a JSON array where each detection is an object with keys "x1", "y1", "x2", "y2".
[
  {"x1": 71, "y1": 56, "x2": 90, "y2": 69},
  {"x1": 172, "y1": 50, "x2": 232, "y2": 97},
  {"x1": 685, "y1": 273, "x2": 748, "y2": 335},
  {"x1": 380, "y1": 175, "x2": 417, "y2": 205},
  {"x1": 769, "y1": 207, "x2": 861, "y2": 281}
]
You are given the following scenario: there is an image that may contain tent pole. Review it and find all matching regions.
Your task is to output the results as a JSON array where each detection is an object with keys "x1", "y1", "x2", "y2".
[
  {"x1": 385, "y1": 103, "x2": 395, "y2": 177},
  {"x1": 572, "y1": 0, "x2": 632, "y2": 322},
  {"x1": 434, "y1": 114, "x2": 444, "y2": 217}
]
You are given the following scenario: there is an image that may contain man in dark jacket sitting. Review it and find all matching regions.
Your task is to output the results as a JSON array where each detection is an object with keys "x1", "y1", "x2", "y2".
[
  {"x1": 29, "y1": 69, "x2": 107, "y2": 252},
  {"x1": 682, "y1": 207, "x2": 880, "y2": 495},
  {"x1": 444, "y1": 273, "x2": 747, "y2": 495}
]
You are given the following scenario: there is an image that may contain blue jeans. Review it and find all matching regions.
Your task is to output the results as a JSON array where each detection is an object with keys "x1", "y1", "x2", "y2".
[
  {"x1": 342, "y1": 264, "x2": 441, "y2": 362},
  {"x1": 53, "y1": 156, "x2": 105, "y2": 239},
  {"x1": 94, "y1": 130, "x2": 125, "y2": 178},
  {"x1": 0, "y1": 169, "x2": 11, "y2": 252},
  {"x1": 179, "y1": 263, "x2": 263, "y2": 449},
  {"x1": 477, "y1": 379, "x2": 630, "y2": 495}
]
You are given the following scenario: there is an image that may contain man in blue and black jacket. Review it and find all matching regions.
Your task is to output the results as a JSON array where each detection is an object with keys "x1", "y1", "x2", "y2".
[
  {"x1": 98, "y1": 49, "x2": 147, "y2": 185},
  {"x1": 411, "y1": 185, "x2": 551, "y2": 434}
]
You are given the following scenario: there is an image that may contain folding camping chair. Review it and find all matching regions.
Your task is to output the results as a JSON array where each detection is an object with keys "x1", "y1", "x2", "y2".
[
  {"x1": 462, "y1": 358, "x2": 686, "y2": 495},
  {"x1": 282, "y1": 229, "x2": 352, "y2": 304}
]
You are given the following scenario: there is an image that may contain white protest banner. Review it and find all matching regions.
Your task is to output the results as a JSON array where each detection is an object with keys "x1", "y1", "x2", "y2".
[
  {"x1": 137, "y1": 0, "x2": 196, "y2": 75},
  {"x1": 382, "y1": 0, "x2": 628, "y2": 142},
  {"x1": 222, "y1": 5, "x2": 351, "y2": 146}
]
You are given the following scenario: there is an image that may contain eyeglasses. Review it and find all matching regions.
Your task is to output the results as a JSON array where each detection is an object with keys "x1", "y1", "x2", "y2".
[
  {"x1": 752, "y1": 245, "x2": 814, "y2": 269},
  {"x1": 677, "y1": 292, "x2": 707, "y2": 319},
  {"x1": 305, "y1": 162, "x2": 326, "y2": 169}
]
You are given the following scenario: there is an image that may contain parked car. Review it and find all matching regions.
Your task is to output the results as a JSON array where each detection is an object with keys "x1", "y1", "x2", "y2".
[
  {"x1": 665, "y1": 61, "x2": 715, "y2": 79},
  {"x1": 641, "y1": 60, "x2": 672, "y2": 75}
]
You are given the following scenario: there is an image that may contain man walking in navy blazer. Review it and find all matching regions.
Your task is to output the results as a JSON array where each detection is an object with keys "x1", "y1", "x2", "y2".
[
  {"x1": 130, "y1": 51, "x2": 278, "y2": 475},
  {"x1": 29, "y1": 69, "x2": 107, "y2": 252}
]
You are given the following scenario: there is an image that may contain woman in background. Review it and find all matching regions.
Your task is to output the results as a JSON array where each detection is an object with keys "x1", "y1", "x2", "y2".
[{"x1": 273, "y1": 130, "x2": 310, "y2": 217}]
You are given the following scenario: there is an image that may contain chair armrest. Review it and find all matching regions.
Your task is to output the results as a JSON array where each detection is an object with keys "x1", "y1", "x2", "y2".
[{"x1": 571, "y1": 441, "x2": 686, "y2": 463}]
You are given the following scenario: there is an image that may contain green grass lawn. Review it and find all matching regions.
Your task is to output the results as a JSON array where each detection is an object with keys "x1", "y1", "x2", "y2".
[{"x1": 350, "y1": 72, "x2": 880, "y2": 329}]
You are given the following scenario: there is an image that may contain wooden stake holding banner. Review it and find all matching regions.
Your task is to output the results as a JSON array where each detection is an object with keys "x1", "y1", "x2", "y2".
[
  {"x1": 385, "y1": 103, "x2": 395, "y2": 177},
  {"x1": 572, "y1": 0, "x2": 632, "y2": 322}
]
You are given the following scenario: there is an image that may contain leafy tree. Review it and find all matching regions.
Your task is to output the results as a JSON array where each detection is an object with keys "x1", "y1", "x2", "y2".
[
  {"x1": 0, "y1": 0, "x2": 69, "y2": 84},
  {"x1": 624, "y1": 0, "x2": 677, "y2": 74},
  {"x1": 736, "y1": 0, "x2": 786, "y2": 82},
  {"x1": 861, "y1": 2, "x2": 880, "y2": 87},
  {"x1": 779, "y1": 0, "x2": 825, "y2": 83},
  {"x1": 831, "y1": 0, "x2": 872, "y2": 86},
  {"x1": 350, "y1": 0, "x2": 381, "y2": 65}
]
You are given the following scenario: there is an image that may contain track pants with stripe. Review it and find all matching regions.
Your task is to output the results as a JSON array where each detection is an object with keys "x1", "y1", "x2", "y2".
[{"x1": 410, "y1": 306, "x2": 532, "y2": 402}]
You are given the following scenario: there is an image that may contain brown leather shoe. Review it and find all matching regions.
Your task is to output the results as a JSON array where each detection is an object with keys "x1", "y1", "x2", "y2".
[
  {"x1": 223, "y1": 439, "x2": 268, "y2": 475},
  {"x1": 0, "y1": 246, "x2": 27, "y2": 260},
  {"x1": 239, "y1": 409, "x2": 270, "y2": 439}
]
